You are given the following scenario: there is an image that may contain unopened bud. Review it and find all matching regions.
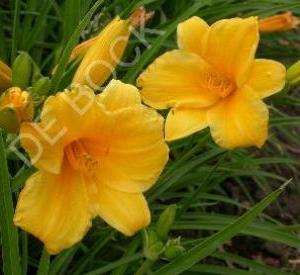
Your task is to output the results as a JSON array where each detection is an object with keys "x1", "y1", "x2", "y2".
[
  {"x1": 164, "y1": 238, "x2": 185, "y2": 259},
  {"x1": 73, "y1": 17, "x2": 130, "y2": 89},
  {"x1": 259, "y1": 12, "x2": 300, "y2": 33},
  {"x1": 287, "y1": 60, "x2": 300, "y2": 86},
  {"x1": 31, "y1": 77, "x2": 50, "y2": 102},
  {"x1": 129, "y1": 6, "x2": 154, "y2": 29},
  {"x1": 156, "y1": 204, "x2": 177, "y2": 241},
  {"x1": 12, "y1": 52, "x2": 33, "y2": 89},
  {"x1": 69, "y1": 36, "x2": 97, "y2": 62},
  {"x1": 0, "y1": 87, "x2": 33, "y2": 133},
  {"x1": 143, "y1": 229, "x2": 164, "y2": 261}
]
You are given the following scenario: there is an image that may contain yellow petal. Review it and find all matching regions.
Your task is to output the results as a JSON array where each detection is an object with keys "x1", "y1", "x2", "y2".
[
  {"x1": 88, "y1": 182, "x2": 150, "y2": 236},
  {"x1": 14, "y1": 164, "x2": 91, "y2": 254},
  {"x1": 20, "y1": 123, "x2": 65, "y2": 174},
  {"x1": 177, "y1": 16, "x2": 209, "y2": 56},
  {"x1": 203, "y1": 17, "x2": 259, "y2": 87},
  {"x1": 165, "y1": 108, "x2": 208, "y2": 141},
  {"x1": 98, "y1": 79, "x2": 141, "y2": 111},
  {"x1": 246, "y1": 59, "x2": 286, "y2": 98},
  {"x1": 0, "y1": 59, "x2": 11, "y2": 90},
  {"x1": 20, "y1": 85, "x2": 111, "y2": 174},
  {"x1": 73, "y1": 17, "x2": 130, "y2": 89},
  {"x1": 137, "y1": 50, "x2": 222, "y2": 109},
  {"x1": 207, "y1": 86, "x2": 268, "y2": 149},
  {"x1": 84, "y1": 104, "x2": 169, "y2": 193}
]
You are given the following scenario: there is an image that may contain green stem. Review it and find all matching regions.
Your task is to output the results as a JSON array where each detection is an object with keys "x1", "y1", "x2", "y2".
[
  {"x1": 134, "y1": 259, "x2": 154, "y2": 275},
  {"x1": 0, "y1": 130, "x2": 21, "y2": 275},
  {"x1": 37, "y1": 248, "x2": 50, "y2": 275}
]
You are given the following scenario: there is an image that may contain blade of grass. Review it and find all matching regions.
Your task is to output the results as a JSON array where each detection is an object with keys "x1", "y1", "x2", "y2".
[
  {"x1": 21, "y1": 232, "x2": 28, "y2": 275},
  {"x1": 37, "y1": 248, "x2": 50, "y2": 275},
  {"x1": 49, "y1": 246, "x2": 78, "y2": 275},
  {"x1": 22, "y1": 1, "x2": 52, "y2": 51},
  {"x1": 154, "y1": 181, "x2": 290, "y2": 275},
  {"x1": 72, "y1": 230, "x2": 115, "y2": 275},
  {"x1": 0, "y1": 130, "x2": 21, "y2": 275},
  {"x1": 11, "y1": 0, "x2": 21, "y2": 61},
  {"x1": 84, "y1": 254, "x2": 142, "y2": 275},
  {"x1": 212, "y1": 251, "x2": 290, "y2": 275}
]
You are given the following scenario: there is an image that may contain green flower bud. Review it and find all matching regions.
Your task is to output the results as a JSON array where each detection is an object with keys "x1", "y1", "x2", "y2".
[
  {"x1": 287, "y1": 60, "x2": 300, "y2": 86},
  {"x1": 164, "y1": 238, "x2": 185, "y2": 259},
  {"x1": 12, "y1": 52, "x2": 33, "y2": 89},
  {"x1": 143, "y1": 229, "x2": 164, "y2": 261},
  {"x1": 31, "y1": 77, "x2": 50, "y2": 102},
  {"x1": 156, "y1": 204, "x2": 177, "y2": 241},
  {"x1": 0, "y1": 87, "x2": 34, "y2": 133}
]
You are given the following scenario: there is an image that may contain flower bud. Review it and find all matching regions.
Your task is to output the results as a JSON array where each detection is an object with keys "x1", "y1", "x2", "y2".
[
  {"x1": 72, "y1": 7, "x2": 153, "y2": 90},
  {"x1": 143, "y1": 229, "x2": 164, "y2": 261},
  {"x1": 12, "y1": 52, "x2": 33, "y2": 89},
  {"x1": 31, "y1": 77, "x2": 51, "y2": 102},
  {"x1": 287, "y1": 60, "x2": 300, "y2": 86},
  {"x1": 259, "y1": 12, "x2": 300, "y2": 32},
  {"x1": 164, "y1": 238, "x2": 185, "y2": 259},
  {"x1": 69, "y1": 36, "x2": 97, "y2": 62},
  {"x1": 156, "y1": 204, "x2": 177, "y2": 241},
  {"x1": 72, "y1": 17, "x2": 130, "y2": 89},
  {"x1": 0, "y1": 87, "x2": 34, "y2": 133},
  {"x1": 0, "y1": 59, "x2": 12, "y2": 91}
]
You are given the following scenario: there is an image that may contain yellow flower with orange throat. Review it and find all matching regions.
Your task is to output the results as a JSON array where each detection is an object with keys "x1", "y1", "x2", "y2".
[
  {"x1": 137, "y1": 16, "x2": 286, "y2": 149},
  {"x1": 14, "y1": 80, "x2": 169, "y2": 254}
]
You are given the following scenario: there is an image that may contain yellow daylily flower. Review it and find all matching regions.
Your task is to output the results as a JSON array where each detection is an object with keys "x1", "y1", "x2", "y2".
[
  {"x1": 0, "y1": 87, "x2": 33, "y2": 133},
  {"x1": 14, "y1": 80, "x2": 169, "y2": 254},
  {"x1": 0, "y1": 59, "x2": 12, "y2": 90},
  {"x1": 259, "y1": 12, "x2": 300, "y2": 32},
  {"x1": 137, "y1": 16, "x2": 286, "y2": 149},
  {"x1": 72, "y1": 17, "x2": 130, "y2": 89}
]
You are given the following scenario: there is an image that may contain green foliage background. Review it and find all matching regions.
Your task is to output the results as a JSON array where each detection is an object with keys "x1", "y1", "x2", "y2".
[{"x1": 1, "y1": 0, "x2": 300, "y2": 274}]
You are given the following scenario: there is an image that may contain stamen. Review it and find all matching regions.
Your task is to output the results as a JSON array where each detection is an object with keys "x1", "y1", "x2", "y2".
[
  {"x1": 202, "y1": 71, "x2": 236, "y2": 98},
  {"x1": 65, "y1": 140, "x2": 99, "y2": 174}
]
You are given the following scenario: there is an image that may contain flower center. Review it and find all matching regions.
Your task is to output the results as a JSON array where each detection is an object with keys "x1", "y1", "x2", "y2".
[
  {"x1": 204, "y1": 71, "x2": 236, "y2": 98},
  {"x1": 65, "y1": 140, "x2": 98, "y2": 174}
]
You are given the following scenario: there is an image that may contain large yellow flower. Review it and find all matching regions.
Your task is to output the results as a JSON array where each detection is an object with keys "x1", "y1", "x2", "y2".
[
  {"x1": 137, "y1": 17, "x2": 286, "y2": 149},
  {"x1": 14, "y1": 80, "x2": 169, "y2": 254}
]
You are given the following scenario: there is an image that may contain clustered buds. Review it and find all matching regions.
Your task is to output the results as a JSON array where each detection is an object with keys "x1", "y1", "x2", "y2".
[
  {"x1": 0, "y1": 87, "x2": 33, "y2": 133},
  {"x1": 143, "y1": 205, "x2": 185, "y2": 261}
]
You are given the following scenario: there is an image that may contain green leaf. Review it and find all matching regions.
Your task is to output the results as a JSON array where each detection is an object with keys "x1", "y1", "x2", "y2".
[
  {"x1": 154, "y1": 181, "x2": 290, "y2": 275},
  {"x1": 11, "y1": 0, "x2": 21, "y2": 61},
  {"x1": 37, "y1": 248, "x2": 50, "y2": 275},
  {"x1": 0, "y1": 130, "x2": 21, "y2": 275}
]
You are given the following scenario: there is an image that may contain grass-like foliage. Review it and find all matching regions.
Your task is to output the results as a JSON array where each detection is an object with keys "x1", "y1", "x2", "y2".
[{"x1": 0, "y1": 0, "x2": 300, "y2": 274}]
